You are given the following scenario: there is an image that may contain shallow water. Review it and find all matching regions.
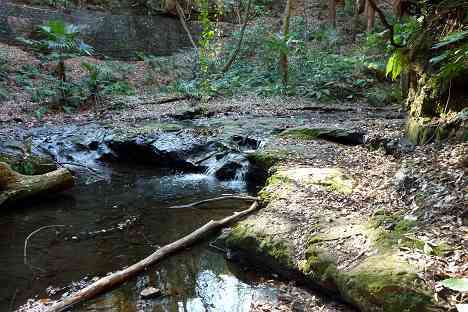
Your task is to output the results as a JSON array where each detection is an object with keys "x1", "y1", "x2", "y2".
[{"x1": 0, "y1": 164, "x2": 276, "y2": 311}]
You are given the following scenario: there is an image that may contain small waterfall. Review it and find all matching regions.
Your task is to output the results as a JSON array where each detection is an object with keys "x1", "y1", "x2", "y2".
[{"x1": 202, "y1": 152, "x2": 251, "y2": 189}]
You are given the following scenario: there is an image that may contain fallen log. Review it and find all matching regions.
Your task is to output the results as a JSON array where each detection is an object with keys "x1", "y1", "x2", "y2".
[
  {"x1": 46, "y1": 201, "x2": 259, "y2": 312},
  {"x1": 0, "y1": 162, "x2": 74, "y2": 207}
]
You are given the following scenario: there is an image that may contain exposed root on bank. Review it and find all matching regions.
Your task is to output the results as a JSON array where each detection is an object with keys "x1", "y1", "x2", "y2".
[{"x1": 46, "y1": 201, "x2": 259, "y2": 312}]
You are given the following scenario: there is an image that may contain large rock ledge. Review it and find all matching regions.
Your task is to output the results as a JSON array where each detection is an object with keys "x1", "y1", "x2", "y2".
[{"x1": 219, "y1": 152, "x2": 439, "y2": 312}]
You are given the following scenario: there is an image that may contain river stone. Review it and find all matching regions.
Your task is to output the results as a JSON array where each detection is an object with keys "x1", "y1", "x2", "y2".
[
  {"x1": 279, "y1": 127, "x2": 367, "y2": 145},
  {"x1": 140, "y1": 287, "x2": 162, "y2": 299}
]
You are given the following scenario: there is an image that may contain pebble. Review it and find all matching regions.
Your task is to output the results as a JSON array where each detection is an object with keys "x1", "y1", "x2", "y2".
[{"x1": 140, "y1": 287, "x2": 162, "y2": 299}]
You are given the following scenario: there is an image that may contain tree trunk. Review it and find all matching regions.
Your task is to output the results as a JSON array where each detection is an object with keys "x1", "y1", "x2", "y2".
[
  {"x1": 46, "y1": 201, "x2": 259, "y2": 312},
  {"x1": 0, "y1": 162, "x2": 74, "y2": 206},
  {"x1": 329, "y1": 0, "x2": 337, "y2": 28},
  {"x1": 280, "y1": 0, "x2": 292, "y2": 87}
]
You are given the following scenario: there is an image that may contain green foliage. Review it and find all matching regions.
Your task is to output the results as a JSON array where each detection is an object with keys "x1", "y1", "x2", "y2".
[
  {"x1": 32, "y1": 0, "x2": 71, "y2": 8},
  {"x1": 430, "y1": 31, "x2": 468, "y2": 84},
  {"x1": 386, "y1": 49, "x2": 409, "y2": 80},
  {"x1": 172, "y1": 17, "x2": 371, "y2": 100},
  {"x1": 19, "y1": 20, "x2": 93, "y2": 58},
  {"x1": 81, "y1": 61, "x2": 135, "y2": 97},
  {"x1": 439, "y1": 278, "x2": 468, "y2": 292}
]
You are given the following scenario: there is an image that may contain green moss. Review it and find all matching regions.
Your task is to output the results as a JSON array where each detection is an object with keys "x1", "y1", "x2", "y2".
[
  {"x1": 300, "y1": 244, "x2": 337, "y2": 282},
  {"x1": 279, "y1": 127, "x2": 323, "y2": 140},
  {"x1": 257, "y1": 172, "x2": 293, "y2": 204},
  {"x1": 338, "y1": 255, "x2": 432, "y2": 312},
  {"x1": 316, "y1": 171, "x2": 353, "y2": 194},
  {"x1": 246, "y1": 150, "x2": 288, "y2": 171},
  {"x1": 225, "y1": 223, "x2": 294, "y2": 268}
]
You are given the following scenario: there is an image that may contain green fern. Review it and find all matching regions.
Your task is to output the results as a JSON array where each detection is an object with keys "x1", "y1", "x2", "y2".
[{"x1": 386, "y1": 50, "x2": 409, "y2": 81}]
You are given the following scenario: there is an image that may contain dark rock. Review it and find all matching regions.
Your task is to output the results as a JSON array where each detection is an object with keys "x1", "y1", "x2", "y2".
[
  {"x1": 215, "y1": 160, "x2": 242, "y2": 181},
  {"x1": 367, "y1": 137, "x2": 415, "y2": 156},
  {"x1": 140, "y1": 287, "x2": 162, "y2": 299},
  {"x1": 169, "y1": 107, "x2": 206, "y2": 121},
  {"x1": 231, "y1": 135, "x2": 259, "y2": 150},
  {"x1": 279, "y1": 127, "x2": 367, "y2": 145}
]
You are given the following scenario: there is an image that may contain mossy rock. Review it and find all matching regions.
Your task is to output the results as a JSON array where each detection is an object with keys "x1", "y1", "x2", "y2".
[
  {"x1": 245, "y1": 150, "x2": 289, "y2": 172},
  {"x1": 406, "y1": 117, "x2": 436, "y2": 145},
  {"x1": 269, "y1": 167, "x2": 354, "y2": 195},
  {"x1": 279, "y1": 127, "x2": 366, "y2": 145},
  {"x1": 337, "y1": 254, "x2": 433, "y2": 312},
  {"x1": 406, "y1": 111, "x2": 468, "y2": 145},
  {"x1": 225, "y1": 222, "x2": 295, "y2": 270}
]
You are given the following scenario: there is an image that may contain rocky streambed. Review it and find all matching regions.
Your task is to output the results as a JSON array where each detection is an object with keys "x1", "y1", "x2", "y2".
[{"x1": 1, "y1": 103, "x2": 465, "y2": 311}]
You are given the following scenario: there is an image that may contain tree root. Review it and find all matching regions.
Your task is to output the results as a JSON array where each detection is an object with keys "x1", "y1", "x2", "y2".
[{"x1": 46, "y1": 201, "x2": 259, "y2": 312}]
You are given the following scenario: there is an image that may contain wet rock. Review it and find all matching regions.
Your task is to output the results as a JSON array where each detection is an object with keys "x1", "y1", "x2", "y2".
[
  {"x1": 279, "y1": 127, "x2": 367, "y2": 145},
  {"x1": 231, "y1": 135, "x2": 260, "y2": 150},
  {"x1": 140, "y1": 287, "x2": 162, "y2": 299},
  {"x1": 215, "y1": 160, "x2": 243, "y2": 181}
]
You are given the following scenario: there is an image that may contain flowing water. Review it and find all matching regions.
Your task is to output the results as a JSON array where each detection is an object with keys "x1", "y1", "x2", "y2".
[{"x1": 0, "y1": 163, "x2": 278, "y2": 311}]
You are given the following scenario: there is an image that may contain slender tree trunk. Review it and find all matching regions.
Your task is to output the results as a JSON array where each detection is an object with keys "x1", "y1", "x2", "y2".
[
  {"x1": 221, "y1": 0, "x2": 253, "y2": 73},
  {"x1": 280, "y1": 0, "x2": 292, "y2": 87},
  {"x1": 329, "y1": 0, "x2": 337, "y2": 28},
  {"x1": 366, "y1": 0, "x2": 376, "y2": 32}
]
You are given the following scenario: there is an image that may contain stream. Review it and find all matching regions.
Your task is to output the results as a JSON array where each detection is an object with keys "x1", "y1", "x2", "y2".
[
  {"x1": 1, "y1": 162, "x2": 279, "y2": 311},
  {"x1": 0, "y1": 116, "x2": 362, "y2": 311}
]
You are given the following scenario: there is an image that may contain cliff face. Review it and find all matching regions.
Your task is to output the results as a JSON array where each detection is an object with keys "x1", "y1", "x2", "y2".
[{"x1": 0, "y1": 1, "x2": 198, "y2": 58}]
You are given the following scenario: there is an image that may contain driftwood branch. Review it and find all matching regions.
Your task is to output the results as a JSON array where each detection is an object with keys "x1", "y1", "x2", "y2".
[
  {"x1": 168, "y1": 195, "x2": 258, "y2": 209},
  {"x1": 46, "y1": 201, "x2": 259, "y2": 312},
  {"x1": 0, "y1": 162, "x2": 74, "y2": 207},
  {"x1": 366, "y1": 0, "x2": 405, "y2": 48},
  {"x1": 221, "y1": 0, "x2": 253, "y2": 73}
]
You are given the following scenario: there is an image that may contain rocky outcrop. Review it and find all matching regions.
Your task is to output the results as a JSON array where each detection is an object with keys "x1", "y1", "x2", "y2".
[
  {"x1": 220, "y1": 159, "x2": 438, "y2": 312},
  {"x1": 279, "y1": 127, "x2": 367, "y2": 145},
  {"x1": 0, "y1": 2, "x2": 197, "y2": 58}
]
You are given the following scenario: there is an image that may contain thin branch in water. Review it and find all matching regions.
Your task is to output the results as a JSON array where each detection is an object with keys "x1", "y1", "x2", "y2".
[
  {"x1": 46, "y1": 201, "x2": 259, "y2": 312},
  {"x1": 9, "y1": 288, "x2": 18, "y2": 312},
  {"x1": 24, "y1": 225, "x2": 67, "y2": 272},
  {"x1": 168, "y1": 195, "x2": 258, "y2": 209}
]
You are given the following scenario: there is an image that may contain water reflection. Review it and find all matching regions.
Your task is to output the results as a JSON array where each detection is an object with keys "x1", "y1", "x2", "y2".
[{"x1": 2, "y1": 165, "x2": 275, "y2": 311}]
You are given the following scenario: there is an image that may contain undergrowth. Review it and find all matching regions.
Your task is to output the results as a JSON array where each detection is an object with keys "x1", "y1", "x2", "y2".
[{"x1": 167, "y1": 17, "x2": 397, "y2": 104}]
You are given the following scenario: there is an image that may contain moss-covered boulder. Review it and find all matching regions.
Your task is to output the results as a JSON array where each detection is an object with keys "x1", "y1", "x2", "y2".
[
  {"x1": 279, "y1": 127, "x2": 367, "y2": 145},
  {"x1": 222, "y1": 164, "x2": 437, "y2": 312}
]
